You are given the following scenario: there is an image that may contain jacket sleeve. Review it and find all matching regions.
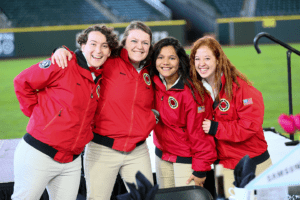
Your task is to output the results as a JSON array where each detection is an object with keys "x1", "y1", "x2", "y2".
[
  {"x1": 213, "y1": 82, "x2": 265, "y2": 142},
  {"x1": 186, "y1": 93, "x2": 217, "y2": 177},
  {"x1": 13, "y1": 59, "x2": 65, "y2": 117}
]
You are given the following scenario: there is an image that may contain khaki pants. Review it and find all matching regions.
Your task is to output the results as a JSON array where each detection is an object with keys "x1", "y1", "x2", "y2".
[
  {"x1": 155, "y1": 155, "x2": 194, "y2": 188},
  {"x1": 84, "y1": 141, "x2": 153, "y2": 200},
  {"x1": 219, "y1": 157, "x2": 273, "y2": 198},
  {"x1": 12, "y1": 139, "x2": 81, "y2": 200}
]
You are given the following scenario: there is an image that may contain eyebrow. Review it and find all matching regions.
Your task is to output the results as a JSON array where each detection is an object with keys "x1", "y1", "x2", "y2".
[
  {"x1": 89, "y1": 40, "x2": 108, "y2": 44},
  {"x1": 131, "y1": 37, "x2": 150, "y2": 42}
]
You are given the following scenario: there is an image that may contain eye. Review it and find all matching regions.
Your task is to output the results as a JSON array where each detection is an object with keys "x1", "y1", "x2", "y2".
[
  {"x1": 103, "y1": 44, "x2": 109, "y2": 48},
  {"x1": 170, "y1": 57, "x2": 176, "y2": 60},
  {"x1": 157, "y1": 56, "x2": 163, "y2": 59},
  {"x1": 143, "y1": 42, "x2": 149, "y2": 45},
  {"x1": 205, "y1": 57, "x2": 210, "y2": 61},
  {"x1": 131, "y1": 40, "x2": 137, "y2": 43},
  {"x1": 195, "y1": 58, "x2": 199, "y2": 61}
]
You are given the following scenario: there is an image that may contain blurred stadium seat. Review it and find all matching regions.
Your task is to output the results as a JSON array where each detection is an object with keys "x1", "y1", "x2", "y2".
[
  {"x1": 0, "y1": 0, "x2": 110, "y2": 27},
  {"x1": 255, "y1": 0, "x2": 300, "y2": 16},
  {"x1": 97, "y1": 0, "x2": 169, "y2": 22},
  {"x1": 212, "y1": 0, "x2": 244, "y2": 18}
]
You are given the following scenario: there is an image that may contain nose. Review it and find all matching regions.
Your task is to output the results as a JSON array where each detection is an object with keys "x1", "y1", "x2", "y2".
[
  {"x1": 96, "y1": 46, "x2": 103, "y2": 54},
  {"x1": 162, "y1": 58, "x2": 169, "y2": 65},
  {"x1": 137, "y1": 41, "x2": 143, "y2": 49},
  {"x1": 198, "y1": 60, "x2": 205, "y2": 67}
]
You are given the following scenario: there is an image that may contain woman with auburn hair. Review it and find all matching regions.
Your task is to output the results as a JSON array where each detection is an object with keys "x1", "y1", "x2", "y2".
[{"x1": 189, "y1": 36, "x2": 272, "y2": 197}]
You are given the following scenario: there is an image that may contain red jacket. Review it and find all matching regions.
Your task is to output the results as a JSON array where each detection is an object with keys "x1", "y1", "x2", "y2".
[
  {"x1": 208, "y1": 75, "x2": 268, "y2": 169},
  {"x1": 92, "y1": 48, "x2": 157, "y2": 152},
  {"x1": 14, "y1": 50, "x2": 101, "y2": 163},
  {"x1": 152, "y1": 75, "x2": 217, "y2": 175}
]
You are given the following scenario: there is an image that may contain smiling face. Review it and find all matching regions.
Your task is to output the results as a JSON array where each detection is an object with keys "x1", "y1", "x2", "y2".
[
  {"x1": 124, "y1": 29, "x2": 151, "y2": 66},
  {"x1": 194, "y1": 45, "x2": 218, "y2": 85},
  {"x1": 156, "y1": 45, "x2": 180, "y2": 83},
  {"x1": 81, "y1": 31, "x2": 111, "y2": 68}
]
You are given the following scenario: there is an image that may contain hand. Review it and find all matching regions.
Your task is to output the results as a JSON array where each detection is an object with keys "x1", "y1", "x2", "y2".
[
  {"x1": 202, "y1": 119, "x2": 211, "y2": 134},
  {"x1": 186, "y1": 174, "x2": 206, "y2": 187},
  {"x1": 51, "y1": 48, "x2": 72, "y2": 69}
]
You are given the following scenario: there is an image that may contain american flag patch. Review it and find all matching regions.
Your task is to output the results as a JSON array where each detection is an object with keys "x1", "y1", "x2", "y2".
[
  {"x1": 243, "y1": 98, "x2": 253, "y2": 106},
  {"x1": 197, "y1": 106, "x2": 205, "y2": 113}
]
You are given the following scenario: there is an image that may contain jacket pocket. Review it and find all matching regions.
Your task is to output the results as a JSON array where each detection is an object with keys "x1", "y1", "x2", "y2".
[{"x1": 43, "y1": 108, "x2": 63, "y2": 131}]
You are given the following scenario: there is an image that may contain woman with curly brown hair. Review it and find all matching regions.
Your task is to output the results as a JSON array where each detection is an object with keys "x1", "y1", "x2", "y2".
[
  {"x1": 12, "y1": 24, "x2": 118, "y2": 200},
  {"x1": 189, "y1": 36, "x2": 272, "y2": 197}
]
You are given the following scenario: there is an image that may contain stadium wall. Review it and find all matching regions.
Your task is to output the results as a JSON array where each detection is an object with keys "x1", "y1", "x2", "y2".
[
  {"x1": 0, "y1": 20, "x2": 186, "y2": 58},
  {"x1": 217, "y1": 15, "x2": 300, "y2": 45}
]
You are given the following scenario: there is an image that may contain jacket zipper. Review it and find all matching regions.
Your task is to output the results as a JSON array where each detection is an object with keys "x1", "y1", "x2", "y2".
[
  {"x1": 72, "y1": 86, "x2": 94, "y2": 151},
  {"x1": 43, "y1": 109, "x2": 62, "y2": 130},
  {"x1": 123, "y1": 78, "x2": 139, "y2": 151}
]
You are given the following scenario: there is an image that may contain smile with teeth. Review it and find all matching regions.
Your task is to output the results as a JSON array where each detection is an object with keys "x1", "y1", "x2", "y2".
[
  {"x1": 92, "y1": 55, "x2": 103, "y2": 59},
  {"x1": 161, "y1": 67, "x2": 172, "y2": 71},
  {"x1": 199, "y1": 68, "x2": 208, "y2": 73},
  {"x1": 133, "y1": 51, "x2": 144, "y2": 54}
]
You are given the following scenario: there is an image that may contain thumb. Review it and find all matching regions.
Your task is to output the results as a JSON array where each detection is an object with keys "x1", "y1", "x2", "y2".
[
  {"x1": 67, "y1": 52, "x2": 72, "y2": 61},
  {"x1": 51, "y1": 56, "x2": 55, "y2": 65}
]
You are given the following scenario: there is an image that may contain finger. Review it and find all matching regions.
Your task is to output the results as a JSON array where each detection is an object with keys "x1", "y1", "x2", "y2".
[
  {"x1": 67, "y1": 52, "x2": 72, "y2": 61},
  {"x1": 62, "y1": 55, "x2": 68, "y2": 68},
  {"x1": 56, "y1": 56, "x2": 63, "y2": 69},
  {"x1": 186, "y1": 177, "x2": 192, "y2": 184}
]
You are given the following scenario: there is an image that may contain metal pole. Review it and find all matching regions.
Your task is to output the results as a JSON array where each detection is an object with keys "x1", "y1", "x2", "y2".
[{"x1": 287, "y1": 50, "x2": 294, "y2": 141}]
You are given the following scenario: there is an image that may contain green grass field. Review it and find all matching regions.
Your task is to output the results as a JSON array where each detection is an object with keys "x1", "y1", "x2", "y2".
[{"x1": 1, "y1": 43, "x2": 300, "y2": 140}]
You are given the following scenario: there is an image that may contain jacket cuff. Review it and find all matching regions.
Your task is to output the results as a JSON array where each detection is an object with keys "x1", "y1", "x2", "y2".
[
  {"x1": 208, "y1": 120, "x2": 218, "y2": 136},
  {"x1": 52, "y1": 45, "x2": 68, "y2": 54},
  {"x1": 192, "y1": 171, "x2": 207, "y2": 178}
]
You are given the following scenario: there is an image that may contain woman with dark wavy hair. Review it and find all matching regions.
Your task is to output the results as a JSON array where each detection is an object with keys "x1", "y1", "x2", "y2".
[
  {"x1": 149, "y1": 37, "x2": 217, "y2": 188},
  {"x1": 190, "y1": 36, "x2": 272, "y2": 197}
]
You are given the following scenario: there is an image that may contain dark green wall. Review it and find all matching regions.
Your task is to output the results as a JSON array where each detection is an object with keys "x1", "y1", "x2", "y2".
[
  {"x1": 0, "y1": 23, "x2": 185, "y2": 58},
  {"x1": 218, "y1": 19, "x2": 300, "y2": 45}
]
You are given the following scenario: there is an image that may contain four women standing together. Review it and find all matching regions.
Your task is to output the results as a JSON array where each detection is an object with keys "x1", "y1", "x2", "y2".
[{"x1": 13, "y1": 21, "x2": 272, "y2": 200}]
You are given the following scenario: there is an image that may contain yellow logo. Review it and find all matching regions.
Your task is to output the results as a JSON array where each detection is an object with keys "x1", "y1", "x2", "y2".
[
  {"x1": 143, "y1": 73, "x2": 151, "y2": 86},
  {"x1": 168, "y1": 96, "x2": 178, "y2": 109},
  {"x1": 219, "y1": 99, "x2": 230, "y2": 112}
]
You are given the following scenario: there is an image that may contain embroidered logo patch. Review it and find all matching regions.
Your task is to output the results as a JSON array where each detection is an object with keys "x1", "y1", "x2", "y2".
[
  {"x1": 243, "y1": 98, "x2": 253, "y2": 106},
  {"x1": 39, "y1": 60, "x2": 51, "y2": 69},
  {"x1": 96, "y1": 85, "x2": 100, "y2": 98},
  {"x1": 219, "y1": 98, "x2": 230, "y2": 112},
  {"x1": 197, "y1": 106, "x2": 205, "y2": 113},
  {"x1": 168, "y1": 96, "x2": 178, "y2": 109},
  {"x1": 143, "y1": 73, "x2": 151, "y2": 86}
]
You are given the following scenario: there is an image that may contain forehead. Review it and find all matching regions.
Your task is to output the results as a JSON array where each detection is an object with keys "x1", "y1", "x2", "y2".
[
  {"x1": 127, "y1": 29, "x2": 150, "y2": 40},
  {"x1": 195, "y1": 46, "x2": 214, "y2": 56},
  {"x1": 160, "y1": 45, "x2": 176, "y2": 54},
  {"x1": 87, "y1": 31, "x2": 107, "y2": 42}
]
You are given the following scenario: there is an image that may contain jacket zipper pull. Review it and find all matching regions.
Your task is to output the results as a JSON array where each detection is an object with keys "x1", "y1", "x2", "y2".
[
  {"x1": 58, "y1": 110, "x2": 62, "y2": 116},
  {"x1": 91, "y1": 93, "x2": 93, "y2": 98},
  {"x1": 161, "y1": 96, "x2": 164, "y2": 101}
]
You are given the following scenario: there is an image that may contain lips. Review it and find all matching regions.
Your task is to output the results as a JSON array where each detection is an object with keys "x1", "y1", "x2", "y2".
[
  {"x1": 198, "y1": 68, "x2": 208, "y2": 73},
  {"x1": 161, "y1": 67, "x2": 172, "y2": 71},
  {"x1": 92, "y1": 55, "x2": 103, "y2": 59}
]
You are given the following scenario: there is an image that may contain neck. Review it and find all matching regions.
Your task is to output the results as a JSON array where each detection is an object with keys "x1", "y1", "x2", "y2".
[
  {"x1": 205, "y1": 77, "x2": 215, "y2": 88},
  {"x1": 165, "y1": 73, "x2": 179, "y2": 90},
  {"x1": 130, "y1": 60, "x2": 140, "y2": 70}
]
